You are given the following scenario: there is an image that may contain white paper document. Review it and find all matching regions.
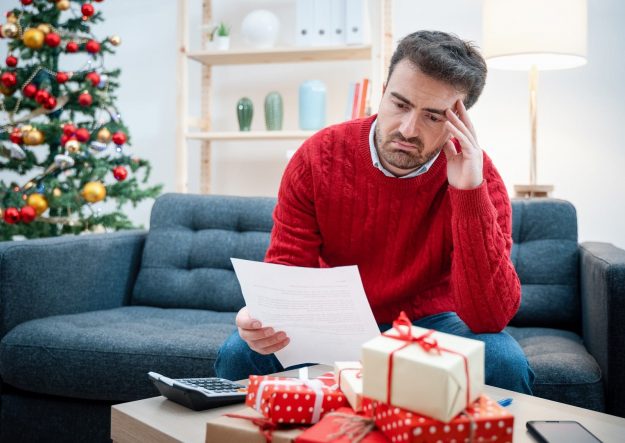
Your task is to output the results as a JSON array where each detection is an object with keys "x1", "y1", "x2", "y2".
[{"x1": 231, "y1": 258, "x2": 380, "y2": 367}]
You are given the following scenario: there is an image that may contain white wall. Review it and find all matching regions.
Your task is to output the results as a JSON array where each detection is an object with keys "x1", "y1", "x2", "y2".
[{"x1": 2, "y1": 0, "x2": 624, "y2": 250}]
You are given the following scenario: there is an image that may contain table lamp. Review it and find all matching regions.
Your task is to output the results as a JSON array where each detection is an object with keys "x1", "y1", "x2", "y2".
[{"x1": 482, "y1": 0, "x2": 587, "y2": 197}]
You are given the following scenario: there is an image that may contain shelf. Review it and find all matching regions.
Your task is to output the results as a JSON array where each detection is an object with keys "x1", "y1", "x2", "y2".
[
  {"x1": 186, "y1": 130, "x2": 315, "y2": 141},
  {"x1": 187, "y1": 45, "x2": 372, "y2": 66}
]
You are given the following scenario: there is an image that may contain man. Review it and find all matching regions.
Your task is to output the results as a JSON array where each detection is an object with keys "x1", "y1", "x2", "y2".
[{"x1": 215, "y1": 30, "x2": 534, "y2": 394}]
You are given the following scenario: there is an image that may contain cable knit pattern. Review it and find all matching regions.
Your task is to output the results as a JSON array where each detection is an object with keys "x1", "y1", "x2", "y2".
[{"x1": 265, "y1": 115, "x2": 521, "y2": 332}]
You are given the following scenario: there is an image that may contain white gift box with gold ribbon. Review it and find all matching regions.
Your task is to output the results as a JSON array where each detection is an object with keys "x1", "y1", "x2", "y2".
[{"x1": 361, "y1": 312, "x2": 485, "y2": 422}]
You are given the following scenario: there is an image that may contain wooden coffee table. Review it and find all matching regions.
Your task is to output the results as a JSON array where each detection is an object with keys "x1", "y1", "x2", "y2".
[{"x1": 111, "y1": 365, "x2": 625, "y2": 442}]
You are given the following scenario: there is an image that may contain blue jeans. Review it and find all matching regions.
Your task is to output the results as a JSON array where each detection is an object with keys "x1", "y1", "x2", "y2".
[{"x1": 214, "y1": 312, "x2": 535, "y2": 394}]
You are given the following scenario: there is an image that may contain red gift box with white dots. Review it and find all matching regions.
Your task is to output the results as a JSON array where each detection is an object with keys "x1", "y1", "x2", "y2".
[
  {"x1": 246, "y1": 373, "x2": 349, "y2": 425},
  {"x1": 363, "y1": 395, "x2": 514, "y2": 443}
]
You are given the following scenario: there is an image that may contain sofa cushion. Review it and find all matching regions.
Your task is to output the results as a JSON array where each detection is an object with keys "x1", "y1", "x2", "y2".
[
  {"x1": 0, "y1": 306, "x2": 236, "y2": 402},
  {"x1": 510, "y1": 199, "x2": 580, "y2": 329},
  {"x1": 132, "y1": 194, "x2": 276, "y2": 310},
  {"x1": 506, "y1": 326, "x2": 604, "y2": 412}
]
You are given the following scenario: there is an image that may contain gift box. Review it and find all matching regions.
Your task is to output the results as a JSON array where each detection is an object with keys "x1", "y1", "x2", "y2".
[
  {"x1": 295, "y1": 407, "x2": 390, "y2": 443},
  {"x1": 334, "y1": 361, "x2": 364, "y2": 412},
  {"x1": 361, "y1": 312, "x2": 484, "y2": 422},
  {"x1": 363, "y1": 396, "x2": 514, "y2": 443},
  {"x1": 205, "y1": 407, "x2": 303, "y2": 443},
  {"x1": 246, "y1": 372, "x2": 348, "y2": 424}
]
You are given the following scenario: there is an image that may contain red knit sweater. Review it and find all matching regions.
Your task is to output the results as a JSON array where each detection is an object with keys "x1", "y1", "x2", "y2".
[{"x1": 265, "y1": 116, "x2": 521, "y2": 333}]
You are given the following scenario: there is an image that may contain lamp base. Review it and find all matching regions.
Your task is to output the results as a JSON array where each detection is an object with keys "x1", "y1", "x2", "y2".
[{"x1": 514, "y1": 184, "x2": 554, "y2": 198}]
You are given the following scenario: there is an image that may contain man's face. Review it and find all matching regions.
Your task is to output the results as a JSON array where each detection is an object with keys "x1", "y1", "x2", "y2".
[{"x1": 375, "y1": 59, "x2": 466, "y2": 176}]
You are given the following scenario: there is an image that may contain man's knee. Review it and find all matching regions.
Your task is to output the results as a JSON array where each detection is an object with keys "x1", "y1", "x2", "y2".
[
  {"x1": 214, "y1": 330, "x2": 282, "y2": 380},
  {"x1": 483, "y1": 333, "x2": 534, "y2": 394}
]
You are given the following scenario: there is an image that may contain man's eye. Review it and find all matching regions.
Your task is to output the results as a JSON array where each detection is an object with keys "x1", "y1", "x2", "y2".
[
  {"x1": 426, "y1": 114, "x2": 440, "y2": 122},
  {"x1": 394, "y1": 102, "x2": 406, "y2": 109}
]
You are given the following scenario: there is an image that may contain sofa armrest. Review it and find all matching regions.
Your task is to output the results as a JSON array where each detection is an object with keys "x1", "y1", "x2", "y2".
[
  {"x1": 580, "y1": 241, "x2": 625, "y2": 417},
  {"x1": 0, "y1": 230, "x2": 146, "y2": 337}
]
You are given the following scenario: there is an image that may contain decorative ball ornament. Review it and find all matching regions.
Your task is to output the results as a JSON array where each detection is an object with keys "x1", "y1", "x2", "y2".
[
  {"x1": 56, "y1": 0, "x2": 70, "y2": 10},
  {"x1": 66, "y1": 41, "x2": 78, "y2": 53},
  {"x1": 113, "y1": 165, "x2": 128, "y2": 181},
  {"x1": 9, "y1": 129, "x2": 22, "y2": 144},
  {"x1": 23, "y1": 83, "x2": 37, "y2": 97},
  {"x1": 54, "y1": 153, "x2": 75, "y2": 168},
  {"x1": 43, "y1": 96, "x2": 57, "y2": 110},
  {"x1": 85, "y1": 72, "x2": 100, "y2": 86},
  {"x1": 27, "y1": 194, "x2": 48, "y2": 215},
  {"x1": 35, "y1": 89, "x2": 50, "y2": 104},
  {"x1": 85, "y1": 39, "x2": 100, "y2": 54},
  {"x1": 2, "y1": 23, "x2": 19, "y2": 39},
  {"x1": 0, "y1": 84, "x2": 14, "y2": 96},
  {"x1": 112, "y1": 131, "x2": 127, "y2": 145},
  {"x1": 81, "y1": 3, "x2": 95, "y2": 17},
  {"x1": 65, "y1": 139, "x2": 81, "y2": 153},
  {"x1": 75, "y1": 128, "x2": 90, "y2": 142},
  {"x1": 6, "y1": 55, "x2": 17, "y2": 67},
  {"x1": 56, "y1": 72, "x2": 69, "y2": 83},
  {"x1": 19, "y1": 206, "x2": 37, "y2": 224},
  {"x1": 23, "y1": 29, "x2": 45, "y2": 49},
  {"x1": 36, "y1": 24, "x2": 52, "y2": 34},
  {"x1": 96, "y1": 127, "x2": 112, "y2": 143},
  {"x1": 82, "y1": 181, "x2": 106, "y2": 203},
  {"x1": 62, "y1": 123, "x2": 76, "y2": 136},
  {"x1": 3, "y1": 207, "x2": 20, "y2": 224},
  {"x1": 44, "y1": 32, "x2": 61, "y2": 48},
  {"x1": 23, "y1": 128, "x2": 45, "y2": 145},
  {"x1": 21, "y1": 0, "x2": 34, "y2": 5},
  {"x1": 53, "y1": 188, "x2": 62, "y2": 197},
  {"x1": 109, "y1": 35, "x2": 122, "y2": 46},
  {"x1": 78, "y1": 91, "x2": 92, "y2": 107},
  {"x1": 1, "y1": 72, "x2": 17, "y2": 88}
]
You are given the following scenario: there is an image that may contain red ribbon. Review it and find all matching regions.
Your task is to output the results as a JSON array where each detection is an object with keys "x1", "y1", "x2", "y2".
[
  {"x1": 382, "y1": 311, "x2": 471, "y2": 410},
  {"x1": 224, "y1": 413, "x2": 278, "y2": 443}
]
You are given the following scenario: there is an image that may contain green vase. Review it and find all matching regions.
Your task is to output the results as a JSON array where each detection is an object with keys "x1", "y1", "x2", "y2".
[
  {"x1": 264, "y1": 91, "x2": 283, "y2": 131},
  {"x1": 236, "y1": 97, "x2": 253, "y2": 131}
]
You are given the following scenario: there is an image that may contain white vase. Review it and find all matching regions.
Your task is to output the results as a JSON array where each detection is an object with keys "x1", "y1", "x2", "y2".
[
  {"x1": 216, "y1": 35, "x2": 230, "y2": 51},
  {"x1": 241, "y1": 9, "x2": 280, "y2": 49}
]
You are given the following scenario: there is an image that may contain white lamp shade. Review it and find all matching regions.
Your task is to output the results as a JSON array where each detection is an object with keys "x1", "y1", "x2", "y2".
[{"x1": 483, "y1": 0, "x2": 587, "y2": 70}]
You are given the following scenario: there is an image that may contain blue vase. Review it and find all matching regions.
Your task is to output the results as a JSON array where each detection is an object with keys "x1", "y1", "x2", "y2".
[{"x1": 299, "y1": 80, "x2": 326, "y2": 130}]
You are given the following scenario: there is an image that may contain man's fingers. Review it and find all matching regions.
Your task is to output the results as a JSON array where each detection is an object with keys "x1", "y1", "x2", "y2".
[
  {"x1": 250, "y1": 330, "x2": 288, "y2": 350},
  {"x1": 442, "y1": 138, "x2": 457, "y2": 160},
  {"x1": 445, "y1": 121, "x2": 473, "y2": 153},
  {"x1": 257, "y1": 337, "x2": 290, "y2": 355},
  {"x1": 445, "y1": 108, "x2": 478, "y2": 149},
  {"x1": 457, "y1": 100, "x2": 477, "y2": 140},
  {"x1": 236, "y1": 307, "x2": 262, "y2": 329},
  {"x1": 239, "y1": 326, "x2": 275, "y2": 343}
]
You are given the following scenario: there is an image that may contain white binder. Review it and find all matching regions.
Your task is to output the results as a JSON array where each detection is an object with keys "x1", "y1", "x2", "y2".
[
  {"x1": 296, "y1": 0, "x2": 314, "y2": 46},
  {"x1": 312, "y1": 0, "x2": 332, "y2": 46},
  {"x1": 345, "y1": 0, "x2": 364, "y2": 45},
  {"x1": 330, "y1": 0, "x2": 346, "y2": 45}
]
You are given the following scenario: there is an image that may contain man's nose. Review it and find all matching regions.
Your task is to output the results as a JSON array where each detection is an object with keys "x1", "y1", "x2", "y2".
[{"x1": 398, "y1": 112, "x2": 420, "y2": 139}]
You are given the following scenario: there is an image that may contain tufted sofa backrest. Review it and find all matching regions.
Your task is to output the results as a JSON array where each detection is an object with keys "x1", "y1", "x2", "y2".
[
  {"x1": 132, "y1": 194, "x2": 275, "y2": 311},
  {"x1": 509, "y1": 198, "x2": 580, "y2": 330}
]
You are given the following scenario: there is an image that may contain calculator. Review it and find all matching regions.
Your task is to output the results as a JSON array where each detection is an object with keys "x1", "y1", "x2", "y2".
[{"x1": 148, "y1": 371, "x2": 248, "y2": 411}]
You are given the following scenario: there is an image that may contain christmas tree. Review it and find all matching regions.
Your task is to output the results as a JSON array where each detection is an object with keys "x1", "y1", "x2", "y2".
[{"x1": 0, "y1": 0, "x2": 161, "y2": 241}]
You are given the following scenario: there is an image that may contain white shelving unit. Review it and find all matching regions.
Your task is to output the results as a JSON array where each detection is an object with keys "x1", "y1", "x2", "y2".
[{"x1": 175, "y1": 0, "x2": 393, "y2": 194}]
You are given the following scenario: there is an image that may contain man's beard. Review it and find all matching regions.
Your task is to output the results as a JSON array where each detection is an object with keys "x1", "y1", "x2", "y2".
[{"x1": 375, "y1": 128, "x2": 441, "y2": 171}]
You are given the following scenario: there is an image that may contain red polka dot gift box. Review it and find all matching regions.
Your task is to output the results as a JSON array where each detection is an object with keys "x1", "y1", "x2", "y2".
[
  {"x1": 246, "y1": 373, "x2": 349, "y2": 425},
  {"x1": 362, "y1": 312, "x2": 485, "y2": 422},
  {"x1": 363, "y1": 395, "x2": 514, "y2": 443},
  {"x1": 295, "y1": 407, "x2": 390, "y2": 443}
]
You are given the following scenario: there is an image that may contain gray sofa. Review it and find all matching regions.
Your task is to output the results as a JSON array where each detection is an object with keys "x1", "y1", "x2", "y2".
[{"x1": 0, "y1": 193, "x2": 623, "y2": 442}]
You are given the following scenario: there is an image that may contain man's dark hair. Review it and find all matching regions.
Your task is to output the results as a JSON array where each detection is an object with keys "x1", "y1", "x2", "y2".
[{"x1": 387, "y1": 30, "x2": 487, "y2": 109}]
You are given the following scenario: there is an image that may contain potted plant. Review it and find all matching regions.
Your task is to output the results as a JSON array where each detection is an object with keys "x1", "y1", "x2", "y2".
[{"x1": 215, "y1": 22, "x2": 230, "y2": 50}]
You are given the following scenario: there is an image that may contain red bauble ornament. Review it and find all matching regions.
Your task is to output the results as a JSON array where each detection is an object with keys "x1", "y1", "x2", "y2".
[
  {"x1": 60, "y1": 134, "x2": 69, "y2": 146},
  {"x1": 81, "y1": 3, "x2": 95, "y2": 17},
  {"x1": 56, "y1": 72, "x2": 69, "y2": 83},
  {"x1": 75, "y1": 128, "x2": 90, "y2": 142},
  {"x1": 85, "y1": 71, "x2": 100, "y2": 86},
  {"x1": 23, "y1": 83, "x2": 37, "y2": 97},
  {"x1": 85, "y1": 39, "x2": 100, "y2": 54},
  {"x1": 66, "y1": 41, "x2": 79, "y2": 53},
  {"x1": 63, "y1": 123, "x2": 76, "y2": 136},
  {"x1": 20, "y1": 0, "x2": 33, "y2": 5},
  {"x1": 112, "y1": 131, "x2": 127, "y2": 145},
  {"x1": 43, "y1": 96, "x2": 57, "y2": 110},
  {"x1": 19, "y1": 206, "x2": 36, "y2": 224},
  {"x1": 113, "y1": 166, "x2": 128, "y2": 181},
  {"x1": 6, "y1": 55, "x2": 17, "y2": 67},
  {"x1": 1, "y1": 72, "x2": 17, "y2": 88},
  {"x1": 44, "y1": 32, "x2": 61, "y2": 48},
  {"x1": 78, "y1": 91, "x2": 92, "y2": 107},
  {"x1": 3, "y1": 207, "x2": 20, "y2": 224},
  {"x1": 9, "y1": 129, "x2": 22, "y2": 144},
  {"x1": 35, "y1": 89, "x2": 50, "y2": 104}
]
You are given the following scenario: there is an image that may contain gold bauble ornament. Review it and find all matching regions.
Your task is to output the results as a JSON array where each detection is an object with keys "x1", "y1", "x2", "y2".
[
  {"x1": 109, "y1": 35, "x2": 122, "y2": 46},
  {"x1": 65, "y1": 139, "x2": 81, "y2": 153},
  {"x1": 0, "y1": 84, "x2": 14, "y2": 96},
  {"x1": 23, "y1": 28, "x2": 45, "y2": 49},
  {"x1": 53, "y1": 188, "x2": 62, "y2": 197},
  {"x1": 22, "y1": 129, "x2": 45, "y2": 146},
  {"x1": 1, "y1": 23, "x2": 19, "y2": 39},
  {"x1": 27, "y1": 193, "x2": 49, "y2": 215},
  {"x1": 36, "y1": 24, "x2": 52, "y2": 34},
  {"x1": 56, "y1": 0, "x2": 70, "y2": 11},
  {"x1": 82, "y1": 182, "x2": 106, "y2": 203},
  {"x1": 96, "y1": 127, "x2": 112, "y2": 143}
]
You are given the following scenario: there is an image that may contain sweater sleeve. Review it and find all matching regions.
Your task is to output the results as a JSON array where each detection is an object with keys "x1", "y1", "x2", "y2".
[
  {"x1": 447, "y1": 158, "x2": 521, "y2": 333},
  {"x1": 264, "y1": 142, "x2": 322, "y2": 267}
]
